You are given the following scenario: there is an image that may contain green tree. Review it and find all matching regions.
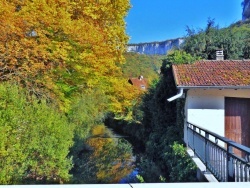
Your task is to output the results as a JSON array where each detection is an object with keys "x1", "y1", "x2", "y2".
[
  {"x1": 0, "y1": 82, "x2": 73, "y2": 184},
  {"x1": 0, "y1": 0, "x2": 138, "y2": 185},
  {"x1": 183, "y1": 19, "x2": 250, "y2": 60},
  {"x1": 164, "y1": 142, "x2": 197, "y2": 182},
  {"x1": 165, "y1": 50, "x2": 201, "y2": 64}
]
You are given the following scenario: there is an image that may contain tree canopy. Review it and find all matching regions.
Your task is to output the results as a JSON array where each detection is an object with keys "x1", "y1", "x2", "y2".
[
  {"x1": 183, "y1": 19, "x2": 250, "y2": 60},
  {"x1": 0, "y1": 0, "x2": 137, "y2": 114}
]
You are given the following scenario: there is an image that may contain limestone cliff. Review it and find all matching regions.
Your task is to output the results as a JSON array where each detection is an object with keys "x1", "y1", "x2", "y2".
[
  {"x1": 127, "y1": 38, "x2": 184, "y2": 55},
  {"x1": 242, "y1": 0, "x2": 250, "y2": 20}
]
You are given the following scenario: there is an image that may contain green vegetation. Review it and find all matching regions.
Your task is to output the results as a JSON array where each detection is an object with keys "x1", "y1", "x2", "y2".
[
  {"x1": 0, "y1": 83, "x2": 74, "y2": 184},
  {"x1": 108, "y1": 58, "x2": 198, "y2": 182},
  {"x1": 183, "y1": 18, "x2": 250, "y2": 60},
  {"x1": 122, "y1": 52, "x2": 163, "y2": 81},
  {"x1": 165, "y1": 50, "x2": 201, "y2": 64}
]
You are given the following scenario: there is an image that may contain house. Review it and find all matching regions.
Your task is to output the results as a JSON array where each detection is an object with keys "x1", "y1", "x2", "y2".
[
  {"x1": 128, "y1": 75, "x2": 148, "y2": 90},
  {"x1": 168, "y1": 52, "x2": 250, "y2": 182},
  {"x1": 170, "y1": 59, "x2": 250, "y2": 148}
]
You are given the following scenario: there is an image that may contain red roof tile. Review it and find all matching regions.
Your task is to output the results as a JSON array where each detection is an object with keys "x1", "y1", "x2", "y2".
[
  {"x1": 128, "y1": 76, "x2": 148, "y2": 90},
  {"x1": 172, "y1": 60, "x2": 250, "y2": 88}
]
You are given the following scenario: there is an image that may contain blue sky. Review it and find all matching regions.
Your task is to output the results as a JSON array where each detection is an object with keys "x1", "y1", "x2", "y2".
[{"x1": 126, "y1": 0, "x2": 243, "y2": 43}]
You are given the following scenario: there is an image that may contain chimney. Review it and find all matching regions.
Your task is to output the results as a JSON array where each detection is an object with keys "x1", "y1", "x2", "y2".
[{"x1": 216, "y1": 50, "x2": 224, "y2": 60}]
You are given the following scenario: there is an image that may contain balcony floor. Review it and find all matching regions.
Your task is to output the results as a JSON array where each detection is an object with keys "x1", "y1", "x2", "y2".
[{"x1": 187, "y1": 147, "x2": 218, "y2": 182}]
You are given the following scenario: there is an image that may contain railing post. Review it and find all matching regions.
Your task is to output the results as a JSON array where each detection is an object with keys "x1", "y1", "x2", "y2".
[
  {"x1": 227, "y1": 145, "x2": 234, "y2": 181},
  {"x1": 193, "y1": 126, "x2": 196, "y2": 153},
  {"x1": 205, "y1": 132, "x2": 209, "y2": 171},
  {"x1": 186, "y1": 123, "x2": 189, "y2": 147}
]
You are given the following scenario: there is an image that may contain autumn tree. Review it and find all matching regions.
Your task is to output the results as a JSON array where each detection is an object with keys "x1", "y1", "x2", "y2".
[{"x1": 0, "y1": 0, "x2": 136, "y2": 115}]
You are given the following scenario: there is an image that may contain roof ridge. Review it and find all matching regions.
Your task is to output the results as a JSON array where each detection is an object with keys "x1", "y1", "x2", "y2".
[
  {"x1": 198, "y1": 59, "x2": 250, "y2": 61},
  {"x1": 172, "y1": 60, "x2": 250, "y2": 87}
]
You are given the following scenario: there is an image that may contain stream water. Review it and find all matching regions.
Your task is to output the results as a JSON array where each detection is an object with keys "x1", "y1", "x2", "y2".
[
  {"x1": 105, "y1": 127, "x2": 139, "y2": 183},
  {"x1": 119, "y1": 169, "x2": 139, "y2": 183}
]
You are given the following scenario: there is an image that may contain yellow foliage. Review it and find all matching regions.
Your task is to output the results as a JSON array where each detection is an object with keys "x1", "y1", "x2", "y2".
[
  {"x1": 107, "y1": 77, "x2": 142, "y2": 116},
  {"x1": 91, "y1": 125, "x2": 106, "y2": 136},
  {"x1": 0, "y1": 0, "x2": 135, "y2": 114}
]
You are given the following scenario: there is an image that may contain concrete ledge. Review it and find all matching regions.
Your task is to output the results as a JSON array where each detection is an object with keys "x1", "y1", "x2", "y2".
[
  {"x1": 187, "y1": 147, "x2": 218, "y2": 182},
  {"x1": 1, "y1": 183, "x2": 250, "y2": 188}
]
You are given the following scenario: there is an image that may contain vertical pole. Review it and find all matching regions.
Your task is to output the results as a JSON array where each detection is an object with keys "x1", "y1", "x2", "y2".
[
  {"x1": 186, "y1": 122, "x2": 189, "y2": 147},
  {"x1": 227, "y1": 145, "x2": 234, "y2": 182},
  {"x1": 193, "y1": 126, "x2": 196, "y2": 153},
  {"x1": 205, "y1": 132, "x2": 209, "y2": 172}
]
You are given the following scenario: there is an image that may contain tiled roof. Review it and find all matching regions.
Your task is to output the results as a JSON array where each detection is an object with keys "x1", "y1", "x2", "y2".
[
  {"x1": 128, "y1": 77, "x2": 148, "y2": 90},
  {"x1": 172, "y1": 60, "x2": 250, "y2": 88}
]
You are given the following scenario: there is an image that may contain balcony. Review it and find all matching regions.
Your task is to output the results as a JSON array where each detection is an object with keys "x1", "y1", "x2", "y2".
[{"x1": 186, "y1": 122, "x2": 250, "y2": 182}]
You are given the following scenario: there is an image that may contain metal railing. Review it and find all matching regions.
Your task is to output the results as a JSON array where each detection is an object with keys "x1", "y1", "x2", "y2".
[{"x1": 186, "y1": 122, "x2": 250, "y2": 182}]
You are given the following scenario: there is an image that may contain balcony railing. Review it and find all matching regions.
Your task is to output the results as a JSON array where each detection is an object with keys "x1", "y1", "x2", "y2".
[{"x1": 186, "y1": 122, "x2": 250, "y2": 182}]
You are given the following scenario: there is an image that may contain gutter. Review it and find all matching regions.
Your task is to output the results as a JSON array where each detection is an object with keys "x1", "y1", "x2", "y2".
[
  {"x1": 167, "y1": 85, "x2": 250, "y2": 102},
  {"x1": 167, "y1": 88, "x2": 183, "y2": 102},
  {"x1": 176, "y1": 86, "x2": 250, "y2": 89}
]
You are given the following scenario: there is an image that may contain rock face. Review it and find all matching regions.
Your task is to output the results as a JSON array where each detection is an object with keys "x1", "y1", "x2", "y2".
[
  {"x1": 242, "y1": 0, "x2": 250, "y2": 20},
  {"x1": 127, "y1": 38, "x2": 184, "y2": 55}
]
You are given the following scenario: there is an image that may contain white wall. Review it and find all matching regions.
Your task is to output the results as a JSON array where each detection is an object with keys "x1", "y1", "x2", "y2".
[{"x1": 184, "y1": 89, "x2": 250, "y2": 144}]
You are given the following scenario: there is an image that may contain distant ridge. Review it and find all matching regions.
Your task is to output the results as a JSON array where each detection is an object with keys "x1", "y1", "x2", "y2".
[
  {"x1": 128, "y1": 38, "x2": 183, "y2": 45},
  {"x1": 127, "y1": 38, "x2": 184, "y2": 55}
]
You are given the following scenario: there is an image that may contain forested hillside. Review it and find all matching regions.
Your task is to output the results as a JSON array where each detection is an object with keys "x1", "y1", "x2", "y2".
[
  {"x1": 183, "y1": 18, "x2": 250, "y2": 60},
  {"x1": 122, "y1": 52, "x2": 162, "y2": 81}
]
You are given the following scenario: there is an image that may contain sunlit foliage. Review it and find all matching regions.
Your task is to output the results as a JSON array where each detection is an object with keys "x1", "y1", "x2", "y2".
[
  {"x1": 0, "y1": 83, "x2": 73, "y2": 184},
  {"x1": 122, "y1": 52, "x2": 162, "y2": 81},
  {"x1": 183, "y1": 19, "x2": 250, "y2": 60},
  {"x1": 0, "y1": 0, "x2": 135, "y2": 114}
]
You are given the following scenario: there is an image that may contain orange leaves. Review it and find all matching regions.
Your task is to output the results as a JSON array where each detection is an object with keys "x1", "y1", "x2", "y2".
[
  {"x1": 0, "y1": 1, "x2": 72, "y2": 101},
  {"x1": 0, "y1": 0, "x2": 133, "y2": 114}
]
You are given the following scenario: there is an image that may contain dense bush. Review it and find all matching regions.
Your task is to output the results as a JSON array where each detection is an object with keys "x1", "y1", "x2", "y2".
[{"x1": 0, "y1": 83, "x2": 74, "y2": 184}]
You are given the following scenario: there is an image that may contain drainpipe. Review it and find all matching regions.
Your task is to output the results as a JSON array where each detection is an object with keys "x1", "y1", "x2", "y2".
[{"x1": 167, "y1": 88, "x2": 184, "y2": 102}]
